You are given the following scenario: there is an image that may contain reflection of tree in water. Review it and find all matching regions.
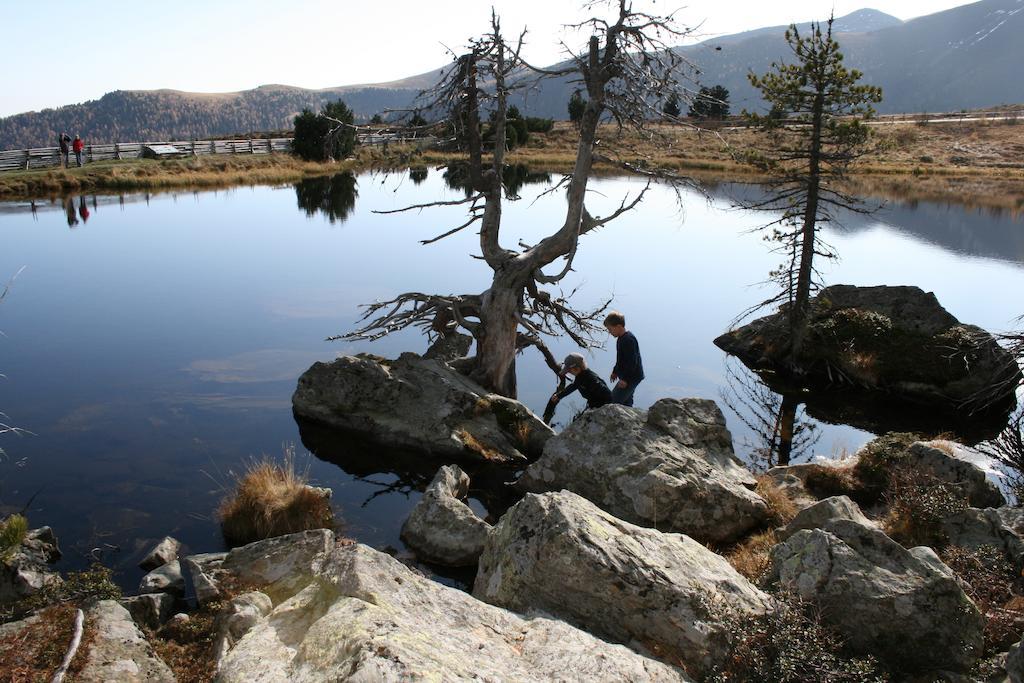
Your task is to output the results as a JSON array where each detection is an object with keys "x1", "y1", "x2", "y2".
[
  {"x1": 294, "y1": 172, "x2": 359, "y2": 224},
  {"x1": 443, "y1": 163, "x2": 551, "y2": 199},
  {"x1": 719, "y1": 359, "x2": 821, "y2": 470},
  {"x1": 409, "y1": 167, "x2": 429, "y2": 185},
  {"x1": 295, "y1": 417, "x2": 519, "y2": 519}
]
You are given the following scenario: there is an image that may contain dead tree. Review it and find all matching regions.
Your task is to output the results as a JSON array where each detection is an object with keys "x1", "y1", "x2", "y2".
[{"x1": 334, "y1": 2, "x2": 696, "y2": 398}]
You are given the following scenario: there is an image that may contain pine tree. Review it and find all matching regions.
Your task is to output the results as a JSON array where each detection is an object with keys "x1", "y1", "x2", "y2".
[{"x1": 744, "y1": 16, "x2": 882, "y2": 350}]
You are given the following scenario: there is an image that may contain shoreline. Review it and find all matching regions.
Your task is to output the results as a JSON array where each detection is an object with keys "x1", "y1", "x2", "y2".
[{"x1": 2, "y1": 119, "x2": 1023, "y2": 213}]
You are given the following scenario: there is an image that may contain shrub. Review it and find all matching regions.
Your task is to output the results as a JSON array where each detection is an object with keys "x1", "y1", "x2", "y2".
[
  {"x1": 940, "y1": 545, "x2": 1024, "y2": 654},
  {"x1": 218, "y1": 450, "x2": 334, "y2": 546},
  {"x1": 525, "y1": 116, "x2": 554, "y2": 133},
  {"x1": 882, "y1": 466, "x2": 968, "y2": 548},
  {"x1": 801, "y1": 463, "x2": 860, "y2": 501},
  {"x1": 2, "y1": 563, "x2": 121, "y2": 624},
  {"x1": 292, "y1": 100, "x2": 356, "y2": 161},
  {"x1": 708, "y1": 592, "x2": 886, "y2": 682},
  {"x1": 851, "y1": 432, "x2": 921, "y2": 501},
  {"x1": 0, "y1": 514, "x2": 28, "y2": 560}
]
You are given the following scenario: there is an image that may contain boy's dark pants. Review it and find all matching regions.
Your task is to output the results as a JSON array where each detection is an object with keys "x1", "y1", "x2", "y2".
[{"x1": 611, "y1": 383, "x2": 638, "y2": 407}]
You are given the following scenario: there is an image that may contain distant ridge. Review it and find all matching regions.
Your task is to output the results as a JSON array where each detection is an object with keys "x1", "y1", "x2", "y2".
[{"x1": 2, "y1": 1, "x2": 1023, "y2": 149}]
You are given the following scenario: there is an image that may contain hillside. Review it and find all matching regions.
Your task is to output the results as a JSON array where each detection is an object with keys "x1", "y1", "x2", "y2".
[
  {"x1": 2, "y1": 0, "x2": 1023, "y2": 149},
  {"x1": 0, "y1": 84, "x2": 423, "y2": 150}
]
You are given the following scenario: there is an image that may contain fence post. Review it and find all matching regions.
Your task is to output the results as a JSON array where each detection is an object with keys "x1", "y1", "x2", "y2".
[
  {"x1": 248, "y1": 139, "x2": 254, "y2": 154},
  {"x1": 191, "y1": 140, "x2": 197, "y2": 156},
  {"x1": 115, "y1": 143, "x2": 121, "y2": 160}
]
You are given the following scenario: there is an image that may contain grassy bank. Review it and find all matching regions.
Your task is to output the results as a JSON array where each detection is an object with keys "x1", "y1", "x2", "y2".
[
  {"x1": 3, "y1": 118, "x2": 1023, "y2": 212},
  {"x1": 0, "y1": 147, "x2": 424, "y2": 201}
]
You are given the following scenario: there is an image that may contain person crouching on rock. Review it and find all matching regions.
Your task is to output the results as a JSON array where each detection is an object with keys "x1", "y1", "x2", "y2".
[{"x1": 550, "y1": 353, "x2": 612, "y2": 413}]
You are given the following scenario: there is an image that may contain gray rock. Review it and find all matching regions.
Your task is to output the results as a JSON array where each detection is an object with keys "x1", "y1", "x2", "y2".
[
  {"x1": 714, "y1": 285, "x2": 1022, "y2": 423},
  {"x1": 213, "y1": 591, "x2": 274, "y2": 671},
  {"x1": 79, "y1": 600, "x2": 175, "y2": 682},
  {"x1": 292, "y1": 353, "x2": 552, "y2": 465},
  {"x1": 906, "y1": 441, "x2": 1006, "y2": 508},
  {"x1": 765, "y1": 461, "x2": 853, "y2": 508},
  {"x1": 138, "y1": 536, "x2": 181, "y2": 571},
  {"x1": 998, "y1": 508, "x2": 1024, "y2": 537},
  {"x1": 423, "y1": 331, "x2": 473, "y2": 363},
  {"x1": 1008, "y1": 639, "x2": 1024, "y2": 683},
  {"x1": 138, "y1": 559, "x2": 184, "y2": 595},
  {"x1": 944, "y1": 508, "x2": 1024, "y2": 565},
  {"x1": 768, "y1": 518, "x2": 984, "y2": 673},
  {"x1": 215, "y1": 541, "x2": 689, "y2": 682},
  {"x1": 400, "y1": 464, "x2": 491, "y2": 566},
  {"x1": 777, "y1": 495, "x2": 876, "y2": 541},
  {"x1": 473, "y1": 490, "x2": 772, "y2": 677},
  {"x1": 183, "y1": 556, "x2": 221, "y2": 605},
  {"x1": 0, "y1": 526, "x2": 62, "y2": 604},
  {"x1": 518, "y1": 399, "x2": 768, "y2": 544},
  {"x1": 121, "y1": 592, "x2": 175, "y2": 631},
  {"x1": 221, "y1": 529, "x2": 334, "y2": 602}
]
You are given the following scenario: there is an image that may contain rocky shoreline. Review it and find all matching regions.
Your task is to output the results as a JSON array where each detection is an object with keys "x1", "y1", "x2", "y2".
[{"x1": 4, "y1": 309, "x2": 1024, "y2": 679}]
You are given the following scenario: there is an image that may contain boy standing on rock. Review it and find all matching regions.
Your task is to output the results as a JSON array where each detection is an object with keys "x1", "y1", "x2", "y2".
[
  {"x1": 550, "y1": 353, "x2": 612, "y2": 411},
  {"x1": 605, "y1": 311, "x2": 644, "y2": 407}
]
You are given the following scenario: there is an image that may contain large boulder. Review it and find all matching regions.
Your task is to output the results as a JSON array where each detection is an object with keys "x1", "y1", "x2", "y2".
[
  {"x1": 943, "y1": 508, "x2": 1024, "y2": 566},
  {"x1": 776, "y1": 495, "x2": 876, "y2": 541},
  {"x1": 905, "y1": 441, "x2": 1005, "y2": 508},
  {"x1": 79, "y1": 600, "x2": 175, "y2": 682},
  {"x1": 518, "y1": 399, "x2": 769, "y2": 544},
  {"x1": 767, "y1": 518, "x2": 984, "y2": 674},
  {"x1": 215, "y1": 538, "x2": 689, "y2": 682},
  {"x1": 400, "y1": 464, "x2": 491, "y2": 566},
  {"x1": 473, "y1": 490, "x2": 772, "y2": 677},
  {"x1": 292, "y1": 353, "x2": 552, "y2": 465},
  {"x1": 714, "y1": 285, "x2": 1020, "y2": 439},
  {"x1": 0, "y1": 526, "x2": 61, "y2": 604}
]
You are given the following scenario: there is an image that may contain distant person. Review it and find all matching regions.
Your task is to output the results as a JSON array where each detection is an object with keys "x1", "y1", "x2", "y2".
[
  {"x1": 58, "y1": 132, "x2": 71, "y2": 167},
  {"x1": 78, "y1": 196, "x2": 90, "y2": 222},
  {"x1": 64, "y1": 196, "x2": 78, "y2": 228},
  {"x1": 549, "y1": 353, "x2": 612, "y2": 412},
  {"x1": 72, "y1": 134, "x2": 84, "y2": 167},
  {"x1": 605, "y1": 311, "x2": 644, "y2": 407}
]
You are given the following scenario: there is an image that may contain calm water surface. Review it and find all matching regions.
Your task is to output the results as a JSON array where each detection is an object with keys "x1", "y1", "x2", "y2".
[{"x1": 1, "y1": 171, "x2": 1022, "y2": 588}]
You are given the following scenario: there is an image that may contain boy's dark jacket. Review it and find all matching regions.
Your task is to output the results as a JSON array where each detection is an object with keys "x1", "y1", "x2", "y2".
[
  {"x1": 614, "y1": 331, "x2": 644, "y2": 386},
  {"x1": 557, "y1": 368, "x2": 612, "y2": 408}
]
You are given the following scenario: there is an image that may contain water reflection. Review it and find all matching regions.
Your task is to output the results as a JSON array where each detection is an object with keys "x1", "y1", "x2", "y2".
[
  {"x1": 294, "y1": 172, "x2": 359, "y2": 224},
  {"x1": 443, "y1": 163, "x2": 552, "y2": 198},
  {"x1": 720, "y1": 360, "x2": 820, "y2": 468},
  {"x1": 296, "y1": 416, "x2": 520, "y2": 521},
  {"x1": 409, "y1": 167, "x2": 429, "y2": 185}
]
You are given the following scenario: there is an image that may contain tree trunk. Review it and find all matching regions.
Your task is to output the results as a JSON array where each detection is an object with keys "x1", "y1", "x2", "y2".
[
  {"x1": 471, "y1": 279, "x2": 522, "y2": 398},
  {"x1": 791, "y1": 92, "x2": 825, "y2": 356},
  {"x1": 776, "y1": 393, "x2": 799, "y2": 466}
]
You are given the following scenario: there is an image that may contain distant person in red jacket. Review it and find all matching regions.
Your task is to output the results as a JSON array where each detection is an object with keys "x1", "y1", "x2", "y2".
[{"x1": 72, "y1": 135, "x2": 85, "y2": 167}]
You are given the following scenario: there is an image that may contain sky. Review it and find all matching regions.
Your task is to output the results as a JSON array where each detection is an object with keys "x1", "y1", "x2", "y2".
[{"x1": 1, "y1": 0, "x2": 979, "y2": 117}]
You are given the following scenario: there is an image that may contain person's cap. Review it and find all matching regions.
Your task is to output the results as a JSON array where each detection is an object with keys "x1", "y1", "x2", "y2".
[{"x1": 560, "y1": 353, "x2": 585, "y2": 374}]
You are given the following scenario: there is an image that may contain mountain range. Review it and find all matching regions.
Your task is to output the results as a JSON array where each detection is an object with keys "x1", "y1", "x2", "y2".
[{"x1": 2, "y1": 0, "x2": 1022, "y2": 149}]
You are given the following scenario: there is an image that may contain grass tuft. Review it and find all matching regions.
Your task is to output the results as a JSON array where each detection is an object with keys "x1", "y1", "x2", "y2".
[
  {"x1": 218, "y1": 447, "x2": 334, "y2": 546},
  {"x1": 0, "y1": 514, "x2": 28, "y2": 561},
  {"x1": 755, "y1": 475, "x2": 799, "y2": 527}
]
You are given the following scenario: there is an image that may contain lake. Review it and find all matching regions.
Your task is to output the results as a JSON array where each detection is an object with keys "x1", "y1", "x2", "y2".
[{"x1": 1, "y1": 169, "x2": 1022, "y2": 589}]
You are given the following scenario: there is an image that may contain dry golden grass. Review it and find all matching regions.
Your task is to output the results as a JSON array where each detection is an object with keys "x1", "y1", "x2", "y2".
[
  {"x1": 755, "y1": 475, "x2": 799, "y2": 527},
  {"x1": 455, "y1": 428, "x2": 505, "y2": 461},
  {"x1": 726, "y1": 530, "x2": 779, "y2": 582},
  {"x1": 218, "y1": 450, "x2": 333, "y2": 546}
]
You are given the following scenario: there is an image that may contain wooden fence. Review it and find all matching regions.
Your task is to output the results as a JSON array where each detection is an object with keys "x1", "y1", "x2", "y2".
[
  {"x1": 0, "y1": 138, "x2": 295, "y2": 173},
  {"x1": 0, "y1": 131, "x2": 444, "y2": 173}
]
